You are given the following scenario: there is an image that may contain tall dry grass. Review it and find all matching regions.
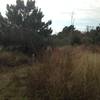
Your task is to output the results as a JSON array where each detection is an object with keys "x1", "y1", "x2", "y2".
[
  {"x1": 25, "y1": 46, "x2": 100, "y2": 100},
  {"x1": 0, "y1": 46, "x2": 100, "y2": 100}
]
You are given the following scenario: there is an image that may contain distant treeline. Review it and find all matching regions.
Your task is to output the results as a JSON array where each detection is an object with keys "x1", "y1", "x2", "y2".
[
  {"x1": 52, "y1": 25, "x2": 100, "y2": 46},
  {"x1": 0, "y1": 0, "x2": 100, "y2": 56}
]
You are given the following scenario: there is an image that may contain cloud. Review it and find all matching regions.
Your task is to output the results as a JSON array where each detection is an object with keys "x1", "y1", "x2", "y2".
[{"x1": 0, "y1": 0, "x2": 100, "y2": 33}]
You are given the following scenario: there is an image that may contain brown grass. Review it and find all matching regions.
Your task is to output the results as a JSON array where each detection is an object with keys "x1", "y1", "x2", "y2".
[
  {"x1": 0, "y1": 46, "x2": 100, "y2": 100},
  {"x1": 0, "y1": 51, "x2": 30, "y2": 67}
]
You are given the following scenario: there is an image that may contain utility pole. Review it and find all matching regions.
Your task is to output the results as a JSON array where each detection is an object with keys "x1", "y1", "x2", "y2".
[{"x1": 71, "y1": 11, "x2": 75, "y2": 25}]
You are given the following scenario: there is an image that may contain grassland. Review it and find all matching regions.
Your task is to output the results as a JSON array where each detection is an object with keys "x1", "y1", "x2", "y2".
[{"x1": 0, "y1": 46, "x2": 100, "y2": 100}]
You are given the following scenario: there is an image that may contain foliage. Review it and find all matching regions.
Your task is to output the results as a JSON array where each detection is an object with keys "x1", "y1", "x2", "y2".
[
  {"x1": 0, "y1": 0, "x2": 52, "y2": 56},
  {"x1": 52, "y1": 25, "x2": 82, "y2": 46},
  {"x1": 52, "y1": 24, "x2": 100, "y2": 46},
  {"x1": 83, "y1": 25, "x2": 100, "y2": 44}
]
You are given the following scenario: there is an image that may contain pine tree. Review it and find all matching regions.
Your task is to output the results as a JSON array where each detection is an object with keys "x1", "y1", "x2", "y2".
[{"x1": 5, "y1": 0, "x2": 52, "y2": 56}]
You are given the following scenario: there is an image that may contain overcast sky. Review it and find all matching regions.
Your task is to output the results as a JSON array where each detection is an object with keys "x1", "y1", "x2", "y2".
[{"x1": 0, "y1": 0, "x2": 100, "y2": 33}]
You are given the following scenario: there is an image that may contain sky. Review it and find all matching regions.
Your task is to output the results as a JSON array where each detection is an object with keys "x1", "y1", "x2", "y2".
[{"x1": 0, "y1": 0, "x2": 100, "y2": 33}]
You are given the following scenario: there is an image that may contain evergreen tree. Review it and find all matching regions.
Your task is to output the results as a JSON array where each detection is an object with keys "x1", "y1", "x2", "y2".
[{"x1": 5, "y1": 0, "x2": 52, "y2": 56}]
